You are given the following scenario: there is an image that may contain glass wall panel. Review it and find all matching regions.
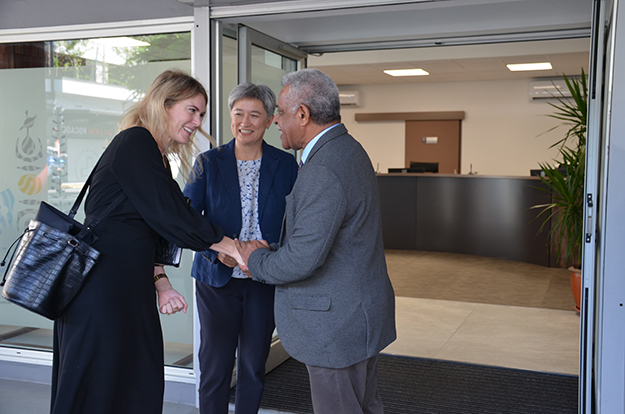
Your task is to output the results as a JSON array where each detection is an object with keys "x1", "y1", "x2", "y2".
[
  {"x1": 0, "y1": 32, "x2": 197, "y2": 369},
  {"x1": 220, "y1": 34, "x2": 238, "y2": 145},
  {"x1": 250, "y1": 44, "x2": 297, "y2": 152}
]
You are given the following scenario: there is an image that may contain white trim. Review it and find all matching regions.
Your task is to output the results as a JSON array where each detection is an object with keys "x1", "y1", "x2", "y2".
[
  {"x1": 165, "y1": 365, "x2": 196, "y2": 384},
  {"x1": 0, "y1": 347, "x2": 196, "y2": 383},
  {"x1": 0, "y1": 349, "x2": 197, "y2": 384},
  {"x1": 300, "y1": 27, "x2": 591, "y2": 53},
  {"x1": 0, "y1": 347, "x2": 53, "y2": 366},
  {"x1": 208, "y1": 0, "x2": 543, "y2": 19},
  {"x1": 210, "y1": 0, "x2": 435, "y2": 18},
  {"x1": 192, "y1": 277, "x2": 201, "y2": 407},
  {"x1": 0, "y1": 17, "x2": 193, "y2": 43}
]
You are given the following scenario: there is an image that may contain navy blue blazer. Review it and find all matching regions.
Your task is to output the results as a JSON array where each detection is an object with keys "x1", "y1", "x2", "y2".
[{"x1": 183, "y1": 139, "x2": 298, "y2": 287}]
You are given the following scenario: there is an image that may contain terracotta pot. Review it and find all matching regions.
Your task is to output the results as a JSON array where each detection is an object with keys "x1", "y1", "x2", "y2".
[{"x1": 570, "y1": 267, "x2": 582, "y2": 313}]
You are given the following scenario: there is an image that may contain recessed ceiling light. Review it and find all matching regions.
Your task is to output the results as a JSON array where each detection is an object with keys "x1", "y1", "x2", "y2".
[
  {"x1": 506, "y1": 62, "x2": 553, "y2": 72},
  {"x1": 384, "y1": 69, "x2": 429, "y2": 77}
]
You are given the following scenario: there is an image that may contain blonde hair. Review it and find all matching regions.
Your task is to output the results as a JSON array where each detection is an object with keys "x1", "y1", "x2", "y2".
[{"x1": 118, "y1": 70, "x2": 216, "y2": 179}]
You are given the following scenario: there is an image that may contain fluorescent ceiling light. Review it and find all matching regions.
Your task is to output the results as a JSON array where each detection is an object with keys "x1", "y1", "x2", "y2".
[
  {"x1": 384, "y1": 68, "x2": 429, "y2": 77},
  {"x1": 93, "y1": 37, "x2": 150, "y2": 47},
  {"x1": 506, "y1": 62, "x2": 552, "y2": 71}
]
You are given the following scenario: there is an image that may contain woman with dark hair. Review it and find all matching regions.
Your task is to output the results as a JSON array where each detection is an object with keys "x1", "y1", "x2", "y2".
[
  {"x1": 184, "y1": 82, "x2": 298, "y2": 414},
  {"x1": 50, "y1": 70, "x2": 244, "y2": 414}
]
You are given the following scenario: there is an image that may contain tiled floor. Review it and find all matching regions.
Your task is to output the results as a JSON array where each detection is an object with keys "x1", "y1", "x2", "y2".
[
  {"x1": 0, "y1": 251, "x2": 580, "y2": 413},
  {"x1": 385, "y1": 297, "x2": 579, "y2": 375},
  {"x1": 382, "y1": 250, "x2": 580, "y2": 375}
]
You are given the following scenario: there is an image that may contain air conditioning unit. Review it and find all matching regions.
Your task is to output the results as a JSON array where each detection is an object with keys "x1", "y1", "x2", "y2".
[
  {"x1": 529, "y1": 78, "x2": 574, "y2": 100},
  {"x1": 339, "y1": 91, "x2": 360, "y2": 106}
]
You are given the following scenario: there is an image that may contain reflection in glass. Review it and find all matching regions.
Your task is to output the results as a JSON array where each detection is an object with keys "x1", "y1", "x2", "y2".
[
  {"x1": 221, "y1": 33, "x2": 238, "y2": 145},
  {"x1": 0, "y1": 33, "x2": 195, "y2": 369}
]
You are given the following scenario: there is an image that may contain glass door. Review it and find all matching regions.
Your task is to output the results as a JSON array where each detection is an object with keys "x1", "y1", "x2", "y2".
[
  {"x1": 237, "y1": 24, "x2": 306, "y2": 373},
  {"x1": 582, "y1": 0, "x2": 625, "y2": 412},
  {"x1": 215, "y1": 23, "x2": 305, "y2": 148},
  {"x1": 237, "y1": 25, "x2": 304, "y2": 153}
]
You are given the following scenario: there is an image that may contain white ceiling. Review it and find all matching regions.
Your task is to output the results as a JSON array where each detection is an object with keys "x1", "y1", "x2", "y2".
[
  {"x1": 307, "y1": 38, "x2": 591, "y2": 85},
  {"x1": 213, "y1": 0, "x2": 592, "y2": 50},
  {"x1": 216, "y1": 0, "x2": 593, "y2": 85}
]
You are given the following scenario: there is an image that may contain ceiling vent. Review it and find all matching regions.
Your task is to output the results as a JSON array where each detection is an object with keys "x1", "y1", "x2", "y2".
[
  {"x1": 529, "y1": 78, "x2": 574, "y2": 100},
  {"x1": 339, "y1": 91, "x2": 360, "y2": 106}
]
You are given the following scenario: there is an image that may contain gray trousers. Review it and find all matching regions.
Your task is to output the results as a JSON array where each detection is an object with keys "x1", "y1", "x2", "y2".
[{"x1": 306, "y1": 355, "x2": 384, "y2": 414}]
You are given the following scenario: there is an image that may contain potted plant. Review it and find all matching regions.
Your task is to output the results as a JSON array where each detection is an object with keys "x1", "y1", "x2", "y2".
[{"x1": 533, "y1": 69, "x2": 587, "y2": 312}]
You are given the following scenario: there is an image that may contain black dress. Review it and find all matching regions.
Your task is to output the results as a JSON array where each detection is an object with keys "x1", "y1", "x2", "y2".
[{"x1": 50, "y1": 127, "x2": 224, "y2": 414}]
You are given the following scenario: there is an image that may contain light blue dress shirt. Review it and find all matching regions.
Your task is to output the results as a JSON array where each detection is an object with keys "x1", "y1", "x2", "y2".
[{"x1": 301, "y1": 123, "x2": 340, "y2": 164}]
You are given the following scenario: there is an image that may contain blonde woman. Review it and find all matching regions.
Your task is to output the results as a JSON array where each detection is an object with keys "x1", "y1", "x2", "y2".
[{"x1": 50, "y1": 70, "x2": 243, "y2": 414}]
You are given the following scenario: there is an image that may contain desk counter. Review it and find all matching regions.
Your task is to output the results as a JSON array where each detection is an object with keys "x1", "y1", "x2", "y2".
[{"x1": 376, "y1": 173, "x2": 551, "y2": 266}]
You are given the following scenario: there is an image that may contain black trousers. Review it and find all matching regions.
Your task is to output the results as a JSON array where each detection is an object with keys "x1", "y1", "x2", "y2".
[{"x1": 196, "y1": 277, "x2": 275, "y2": 414}]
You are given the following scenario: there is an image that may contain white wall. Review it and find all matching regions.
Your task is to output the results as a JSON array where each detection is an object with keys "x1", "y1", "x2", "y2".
[{"x1": 338, "y1": 78, "x2": 564, "y2": 176}]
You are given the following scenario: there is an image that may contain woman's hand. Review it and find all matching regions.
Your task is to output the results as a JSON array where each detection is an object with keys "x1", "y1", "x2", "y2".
[
  {"x1": 158, "y1": 289, "x2": 188, "y2": 315},
  {"x1": 210, "y1": 236, "x2": 249, "y2": 270},
  {"x1": 218, "y1": 241, "x2": 266, "y2": 277},
  {"x1": 155, "y1": 276, "x2": 188, "y2": 315}
]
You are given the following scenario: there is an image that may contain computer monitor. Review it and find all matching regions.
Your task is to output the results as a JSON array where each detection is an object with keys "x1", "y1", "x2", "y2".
[
  {"x1": 409, "y1": 161, "x2": 439, "y2": 173},
  {"x1": 388, "y1": 168, "x2": 409, "y2": 173}
]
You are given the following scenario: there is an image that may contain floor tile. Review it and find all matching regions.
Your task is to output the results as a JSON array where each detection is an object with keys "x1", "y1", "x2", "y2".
[{"x1": 385, "y1": 297, "x2": 580, "y2": 375}]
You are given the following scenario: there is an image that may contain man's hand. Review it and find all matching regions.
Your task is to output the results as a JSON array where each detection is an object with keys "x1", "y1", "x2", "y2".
[
  {"x1": 235, "y1": 239, "x2": 269, "y2": 277},
  {"x1": 217, "y1": 252, "x2": 238, "y2": 268}
]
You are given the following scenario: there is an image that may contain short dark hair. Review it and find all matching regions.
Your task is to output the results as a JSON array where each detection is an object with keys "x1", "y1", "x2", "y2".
[{"x1": 228, "y1": 83, "x2": 276, "y2": 120}]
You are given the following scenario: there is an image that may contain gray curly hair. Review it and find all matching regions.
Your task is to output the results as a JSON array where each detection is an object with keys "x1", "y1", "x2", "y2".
[{"x1": 280, "y1": 69, "x2": 341, "y2": 125}]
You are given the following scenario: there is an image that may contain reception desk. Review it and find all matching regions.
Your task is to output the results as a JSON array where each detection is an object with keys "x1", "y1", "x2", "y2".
[{"x1": 377, "y1": 174, "x2": 552, "y2": 266}]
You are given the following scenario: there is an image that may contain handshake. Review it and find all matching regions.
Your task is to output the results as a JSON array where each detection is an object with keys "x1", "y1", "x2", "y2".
[
  {"x1": 216, "y1": 238, "x2": 270, "y2": 277},
  {"x1": 157, "y1": 238, "x2": 269, "y2": 316}
]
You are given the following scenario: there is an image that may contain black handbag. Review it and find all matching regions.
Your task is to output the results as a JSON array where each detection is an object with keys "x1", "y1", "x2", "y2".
[
  {"x1": 154, "y1": 198, "x2": 190, "y2": 268},
  {"x1": 154, "y1": 237, "x2": 183, "y2": 267},
  {"x1": 0, "y1": 159, "x2": 124, "y2": 320}
]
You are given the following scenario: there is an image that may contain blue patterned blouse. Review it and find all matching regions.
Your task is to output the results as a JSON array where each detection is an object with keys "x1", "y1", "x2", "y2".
[{"x1": 232, "y1": 158, "x2": 262, "y2": 279}]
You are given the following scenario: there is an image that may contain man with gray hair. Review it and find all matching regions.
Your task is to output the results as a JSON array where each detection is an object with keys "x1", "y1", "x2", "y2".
[{"x1": 237, "y1": 68, "x2": 396, "y2": 414}]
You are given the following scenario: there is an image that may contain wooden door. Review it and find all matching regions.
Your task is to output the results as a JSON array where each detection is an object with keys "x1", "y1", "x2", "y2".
[{"x1": 405, "y1": 120, "x2": 461, "y2": 174}]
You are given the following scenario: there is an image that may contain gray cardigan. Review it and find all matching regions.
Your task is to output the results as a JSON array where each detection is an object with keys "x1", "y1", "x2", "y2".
[{"x1": 249, "y1": 123, "x2": 396, "y2": 368}]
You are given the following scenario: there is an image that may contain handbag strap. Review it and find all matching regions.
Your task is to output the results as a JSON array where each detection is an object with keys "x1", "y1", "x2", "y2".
[
  {"x1": 76, "y1": 192, "x2": 125, "y2": 240},
  {"x1": 66, "y1": 152, "x2": 127, "y2": 239},
  {"x1": 68, "y1": 155, "x2": 103, "y2": 219}
]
